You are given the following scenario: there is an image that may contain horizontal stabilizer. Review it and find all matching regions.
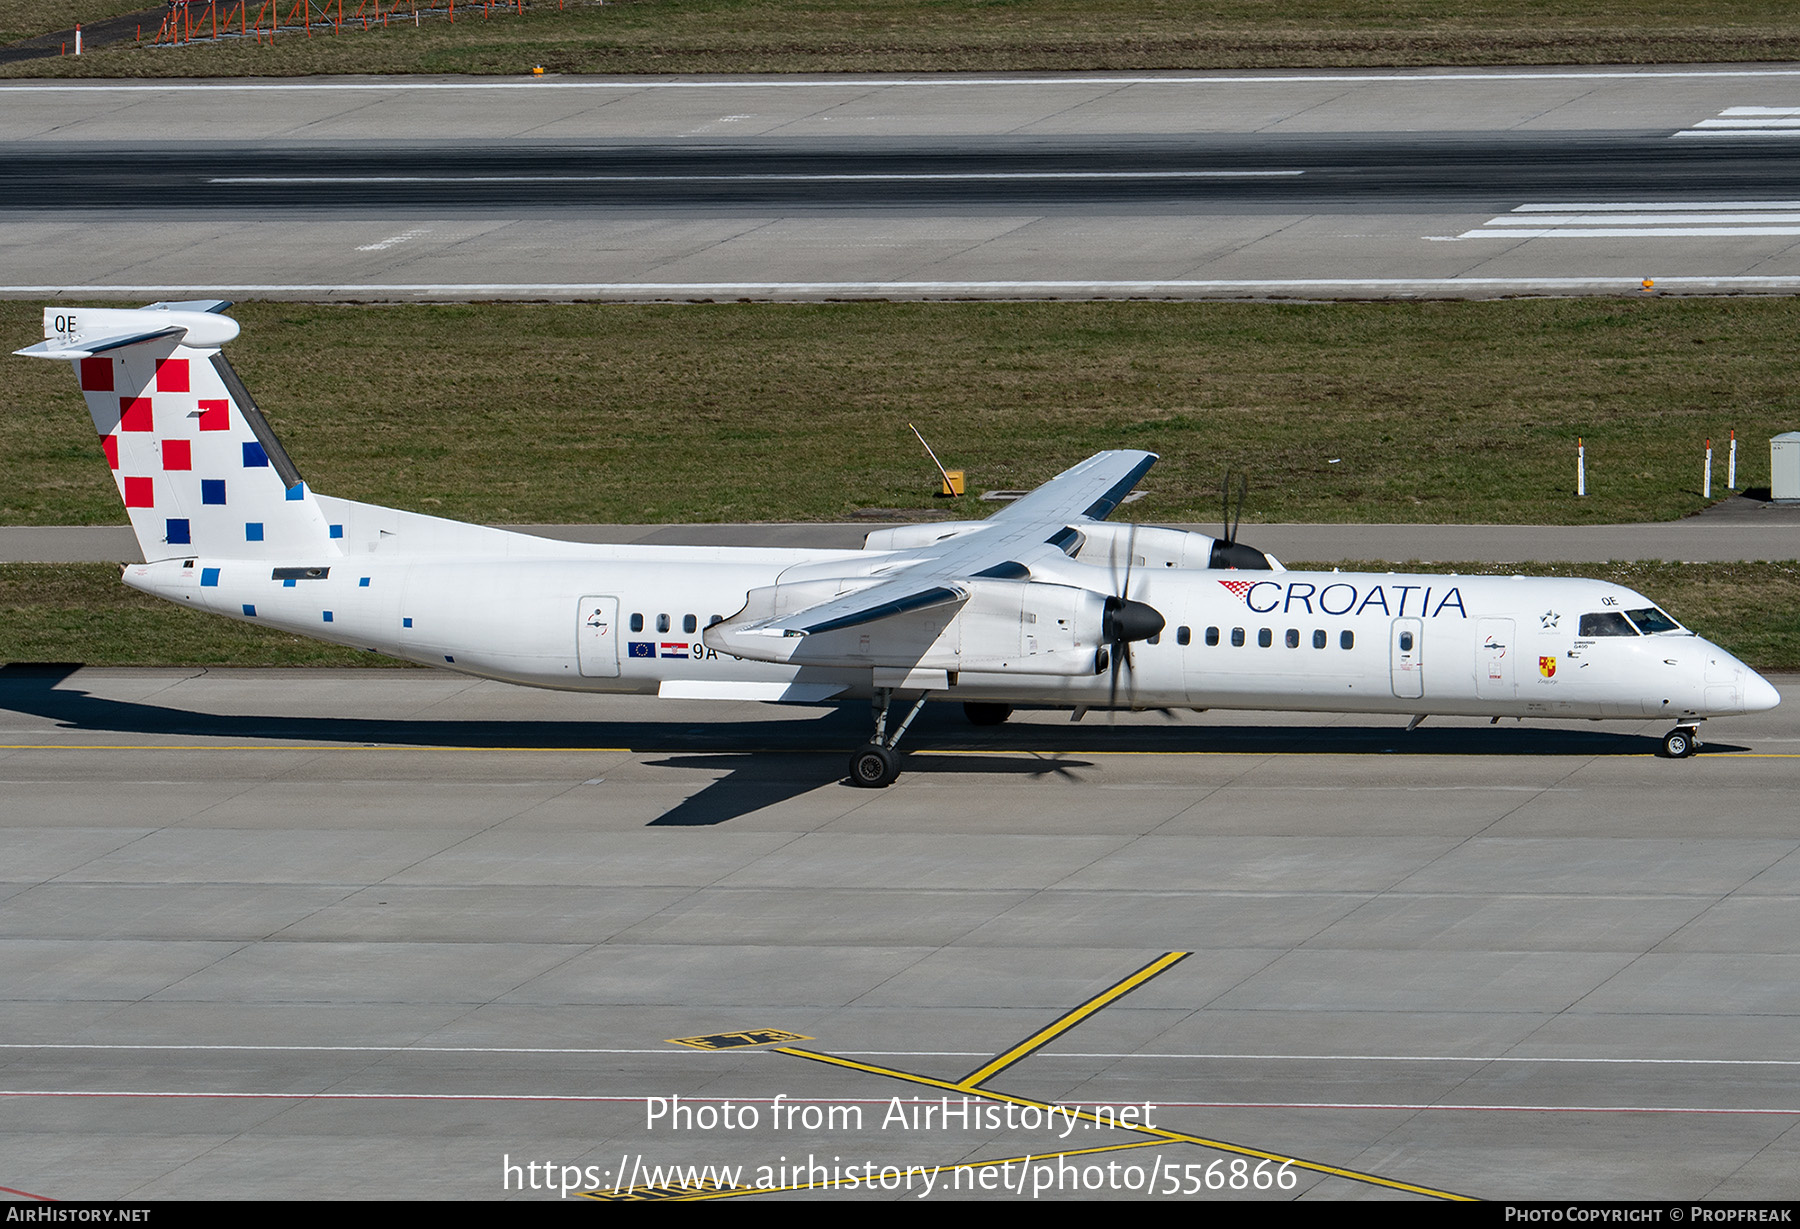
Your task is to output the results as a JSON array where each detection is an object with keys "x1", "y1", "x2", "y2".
[
  {"x1": 15, "y1": 327, "x2": 184, "y2": 360},
  {"x1": 14, "y1": 305, "x2": 241, "y2": 362}
]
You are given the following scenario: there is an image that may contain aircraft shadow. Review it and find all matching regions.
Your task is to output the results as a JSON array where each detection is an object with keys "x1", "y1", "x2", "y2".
[{"x1": 0, "y1": 665, "x2": 1735, "y2": 827}]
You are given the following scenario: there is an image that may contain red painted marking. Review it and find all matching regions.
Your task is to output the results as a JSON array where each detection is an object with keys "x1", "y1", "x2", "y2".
[
  {"x1": 119, "y1": 397, "x2": 154, "y2": 433},
  {"x1": 101, "y1": 435, "x2": 118, "y2": 470},
  {"x1": 0, "y1": 1184, "x2": 53, "y2": 1201},
  {"x1": 155, "y1": 358, "x2": 189, "y2": 392},
  {"x1": 78, "y1": 356, "x2": 112, "y2": 391},
  {"x1": 123, "y1": 476, "x2": 153, "y2": 508},
  {"x1": 162, "y1": 439, "x2": 191, "y2": 471},
  {"x1": 197, "y1": 398, "x2": 230, "y2": 431}
]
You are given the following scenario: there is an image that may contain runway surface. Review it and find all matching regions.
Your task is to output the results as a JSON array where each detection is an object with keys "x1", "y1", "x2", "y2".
[
  {"x1": 2, "y1": 665, "x2": 1797, "y2": 1201},
  {"x1": 4, "y1": 68, "x2": 1800, "y2": 299}
]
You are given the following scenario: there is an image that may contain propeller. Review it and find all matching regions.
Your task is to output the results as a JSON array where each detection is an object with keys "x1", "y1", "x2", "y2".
[
  {"x1": 1103, "y1": 522, "x2": 1165, "y2": 714},
  {"x1": 1208, "y1": 469, "x2": 1274, "y2": 570}
]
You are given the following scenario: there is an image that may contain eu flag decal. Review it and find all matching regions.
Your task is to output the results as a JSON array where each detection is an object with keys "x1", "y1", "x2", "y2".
[{"x1": 628, "y1": 641, "x2": 656, "y2": 658}]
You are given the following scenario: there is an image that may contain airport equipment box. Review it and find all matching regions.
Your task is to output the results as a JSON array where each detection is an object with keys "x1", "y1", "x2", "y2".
[{"x1": 1775, "y1": 432, "x2": 1800, "y2": 503}]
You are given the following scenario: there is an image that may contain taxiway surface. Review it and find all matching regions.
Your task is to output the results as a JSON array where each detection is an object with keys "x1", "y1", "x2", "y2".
[
  {"x1": 2, "y1": 666, "x2": 1797, "y2": 1200},
  {"x1": 4, "y1": 67, "x2": 1800, "y2": 298},
  {"x1": 7, "y1": 501, "x2": 1800, "y2": 565}
]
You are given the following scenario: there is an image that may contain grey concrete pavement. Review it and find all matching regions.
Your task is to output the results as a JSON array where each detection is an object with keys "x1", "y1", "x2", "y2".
[
  {"x1": 4, "y1": 504, "x2": 1795, "y2": 564},
  {"x1": 0, "y1": 665, "x2": 1796, "y2": 1200}
]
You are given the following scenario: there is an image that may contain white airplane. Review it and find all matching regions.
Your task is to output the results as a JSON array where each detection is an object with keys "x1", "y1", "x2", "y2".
[{"x1": 17, "y1": 301, "x2": 1780, "y2": 785}]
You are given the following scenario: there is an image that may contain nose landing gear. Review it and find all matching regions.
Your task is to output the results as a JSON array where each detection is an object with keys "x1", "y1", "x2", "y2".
[
  {"x1": 1661, "y1": 724, "x2": 1702, "y2": 759},
  {"x1": 849, "y1": 688, "x2": 931, "y2": 788}
]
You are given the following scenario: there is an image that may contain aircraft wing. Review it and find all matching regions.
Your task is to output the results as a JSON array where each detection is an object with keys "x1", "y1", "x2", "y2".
[
  {"x1": 982, "y1": 449, "x2": 1157, "y2": 525},
  {"x1": 711, "y1": 450, "x2": 1156, "y2": 644}
]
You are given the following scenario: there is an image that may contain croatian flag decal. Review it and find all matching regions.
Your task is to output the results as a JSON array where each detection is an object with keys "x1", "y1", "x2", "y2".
[{"x1": 660, "y1": 643, "x2": 690, "y2": 659}]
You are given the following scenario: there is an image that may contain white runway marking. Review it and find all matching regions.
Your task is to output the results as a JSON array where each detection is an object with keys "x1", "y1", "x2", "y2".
[
  {"x1": 355, "y1": 227, "x2": 431, "y2": 252},
  {"x1": 212, "y1": 171, "x2": 1305, "y2": 184},
  {"x1": 1461, "y1": 200, "x2": 1800, "y2": 239},
  {"x1": 1676, "y1": 106, "x2": 1800, "y2": 138}
]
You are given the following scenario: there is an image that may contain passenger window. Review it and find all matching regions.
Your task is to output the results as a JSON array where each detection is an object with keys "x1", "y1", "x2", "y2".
[
  {"x1": 1341, "y1": 630, "x2": 1355, "y2": 650},
  {"x1": 683, "y1": 614, "x2": 697, "y2": 634},
  {"x1": 1258, "y1": 628, "x2": 1272, "y2": 648},
  {"x1": 1231, "y1": 628, "x2": 1245, "y2": 647},
  {"x1": 708, "y1": 614, "x2": 723, "y2": 627},
  {"x1": 1286, "y1": 628, "x2": 1299, "y2": 649},
  {"x1": 1399, "y1": 631, "x2": 1414, "y2": 651},
  {"x1": 629, "y1": 613, "x2": 643, "y2": 633},
  {"x1": 1580, "y1": 611, "x2": 1637, "y2": 637},
  {"x1": 1177, "y1": 626, "x2": 1191, "y2": 646},
  {"x1": 1312, "y1": 629, "x2": 1326, "y2": 649},
  {"x1": 1205, "y1": 626, "x2": 1220, "y2": 646},
  {"x1": 656, "y1": 613, "x2": 670, "y2": 633},
  {"x1": 1147, "y1": 632, "x2": 1160, "y2": 645}
]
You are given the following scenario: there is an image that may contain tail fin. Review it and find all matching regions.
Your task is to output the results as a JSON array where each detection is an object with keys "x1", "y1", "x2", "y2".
[{"x1": 16, "y1": 302, "x2": 340, "y2": 563}]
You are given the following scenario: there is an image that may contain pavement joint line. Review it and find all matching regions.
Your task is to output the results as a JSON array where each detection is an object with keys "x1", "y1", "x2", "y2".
[
  {"x1": 0, "y1": 1088, "x2": 1788, "y2": 1117},
  {"x1": 773, "y1": 1045, "x2": 1476, "y2": 1200},
  {"x1": 959, "y1": 950, "x2": 1189, "y2": 1088}
]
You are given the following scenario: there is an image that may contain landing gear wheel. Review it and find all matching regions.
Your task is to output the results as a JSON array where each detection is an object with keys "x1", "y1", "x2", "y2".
[
  {"x1": 850, "y1": 744, "x2": 901, "y2": 788},
  {"x1": 1661, "y1": 727, "x2": 1699, "y2": 759},
  {"x1": 963, "y1": 702, "x2": 1013, "y2": 726}
]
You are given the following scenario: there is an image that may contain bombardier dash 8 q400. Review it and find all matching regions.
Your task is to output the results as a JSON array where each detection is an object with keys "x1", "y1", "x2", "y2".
[{"x1": 18, "y1": 302, "x2": 1780, "y2": 786}]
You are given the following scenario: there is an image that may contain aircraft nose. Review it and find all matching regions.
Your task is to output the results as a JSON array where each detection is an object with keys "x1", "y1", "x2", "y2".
[{"x1": 1745, "y1": 670, "x2": 1782, "y2": 713}]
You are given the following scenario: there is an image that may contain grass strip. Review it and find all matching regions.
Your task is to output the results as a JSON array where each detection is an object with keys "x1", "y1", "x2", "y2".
[
  {"x1": 4, "y1": 298, "x2": 1798, "y2": 528},
  {"x1": 6, "y1": 0, "x2": 1800, "y2": 77}
]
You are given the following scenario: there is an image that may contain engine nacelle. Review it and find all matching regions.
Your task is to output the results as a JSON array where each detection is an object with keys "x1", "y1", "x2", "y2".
[
  {"x1": 1072, "y1": 521, "x2": 1281, "y2": 571},
  {"x1": 1071, "y1": 522, "x2": 1218, "y2": 570}
]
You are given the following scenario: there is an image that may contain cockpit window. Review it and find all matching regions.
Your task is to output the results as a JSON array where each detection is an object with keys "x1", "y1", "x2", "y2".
[
  {"x1": 1579, "y1": 611, "x2": 1637, "y2": 637},
  {"x1": 1625, "y1": 607, "x2": 1682, "y2": 634}
]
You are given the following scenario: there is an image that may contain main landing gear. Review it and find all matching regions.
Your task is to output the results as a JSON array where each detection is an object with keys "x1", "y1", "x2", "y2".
[
  {"x1": 849, "y1": 688, "x2": 931, "y2": 788},
  {"x1": 1661, "y1": 724, "x2": 1703, "y2": 759}
]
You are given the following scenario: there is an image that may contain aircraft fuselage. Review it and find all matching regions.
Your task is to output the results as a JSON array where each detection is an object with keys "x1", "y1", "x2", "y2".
[{"x1": 123, "y1": 548, "x2": 1774, "y2": 724}]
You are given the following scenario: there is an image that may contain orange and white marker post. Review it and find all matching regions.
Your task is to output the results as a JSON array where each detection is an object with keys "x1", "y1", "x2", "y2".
[
  {"x1": 1728, "y1": 429, "x2": 1738, "y2": 490},
  {"x1": 1577, "y1": 437, "x2": 1586, "y2": 497},
  {"x1": 1704, "y1": 438, "x2": 1714, "y2": 500}
]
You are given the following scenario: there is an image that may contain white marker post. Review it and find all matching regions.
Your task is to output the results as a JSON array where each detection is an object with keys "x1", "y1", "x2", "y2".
[
  {"x1": 1704, "y1": 437, "x2": 1713, "y2": 500},
  {"x1": 1728, "y1": 429, "x2": 1738, "y2": 490},
  {"x1": 74, "y1": 23, "x2": 81, "y2": 54},
  {"x1": 1577, "y1": 437, "x2": 1586, "y2": 497}
]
